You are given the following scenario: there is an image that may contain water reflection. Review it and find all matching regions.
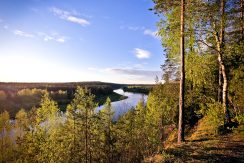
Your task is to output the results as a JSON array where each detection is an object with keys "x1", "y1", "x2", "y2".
[{"x1": 97, "y1": 89, "x2": 148, "y2": 119}]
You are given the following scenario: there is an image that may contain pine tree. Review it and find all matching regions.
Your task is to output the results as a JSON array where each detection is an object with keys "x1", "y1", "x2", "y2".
[
  {"x1": 99, "y1": 97, "x2": 115, "y2": 162},
  {"x1": 0, "y1": 111, "x2": 13, "y2": 162},
  {"x1": 69, "y1": 86, "x2": 97, "y2": 162},
  {"x1": 152, "y1": 0, "x2": 187, "y2": 143}
]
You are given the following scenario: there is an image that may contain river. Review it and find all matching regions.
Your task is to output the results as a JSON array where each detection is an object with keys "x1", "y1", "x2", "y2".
[
  {"x1": 3, "y1": 89, "x2": 148, "y2": 139},
  {"x1": 97, "y1": 89, "x2": 148, "y2": 119}
]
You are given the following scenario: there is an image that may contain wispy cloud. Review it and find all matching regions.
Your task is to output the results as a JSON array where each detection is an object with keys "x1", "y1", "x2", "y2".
[
  {"x1": 88, "y1": 66, "x2": 161, "y2": 84},
  {"x1": 13, "y1": 30, "x2": 34, "y2": 38},
  {"x1": 88, "y1": 66, "x2": 160, "y2": 77},
  {"x1": 105, "y1": 68, "x2": 161, "y2": 77},
  {"x1": 134, "y1": 48, "x2": 151, "y2": 59},
  {"x1": 50, "y1": 7, "x2": 90, "y2": 26},
  {"x1": 37, "y1": 32, "x2": 67, "y2": 43},
  {"x1": 144, "y1": 29, "x2": 158, "y2": 39},
  {"x1": 12, "y1": 29, "x2": 67, "y2": 43},
  {"x1": 120, "y1": 25, "x2": 145, "y2": 31}
]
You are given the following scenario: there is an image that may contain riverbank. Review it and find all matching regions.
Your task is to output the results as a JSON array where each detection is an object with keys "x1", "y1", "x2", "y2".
[
  {"x1": 122, "y1": 85, "x2": 153, "y2": 94},
  {"x1": 57, "y1": 91, "x2": 128, "y2": 112},
  {"x1": 95, "y1": 91, "x2": 128, "y2": 106}
]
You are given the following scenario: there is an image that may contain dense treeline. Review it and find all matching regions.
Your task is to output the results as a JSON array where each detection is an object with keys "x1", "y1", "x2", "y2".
[
  {"x1": 122, "y1": 85, "x2": 153, "y2": 94},
  {"x1": 0, "y1": 82, "x2": 124, "y2": 118},
  {"x1": 0, "y1": 81, "x2": 122, "y2": 91}
]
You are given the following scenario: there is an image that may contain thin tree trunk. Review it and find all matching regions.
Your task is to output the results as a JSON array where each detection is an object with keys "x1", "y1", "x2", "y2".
[
  {"x1": 219, "y1": 0, "x2": 231, "y2": 123},
  {"x1": 108, "y1": 119, "x2": 111, "y2": 162},
  {"x1": 160, "y1": 114, "x2": 164, "y2": 149},
  {"x1": 241, "y1": 0, "x2": 244, "y2": 40},
  {"x1": 89, "y1": 124, "x2": 91, "y2": 163},
  {"x1": 85, "y1": 108, "x2": 88, "y2": 163},
  {"x1": 218, "y1": 65, "x2": 222, "y2": 102},
  {"x1": 178, "y1": 0, "x2": 185, "y2": 143},
  {"x1": 73, "y1": 113, "x2": 75, "y2": 160}
]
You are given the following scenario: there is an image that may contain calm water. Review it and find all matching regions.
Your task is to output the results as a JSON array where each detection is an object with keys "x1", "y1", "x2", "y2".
[
  {"x1": 97, "y1": 89, "x2": 148, "y2": 119},
  {"x1": 3, "y1": 89, "x2": 148, "y2": 139}
]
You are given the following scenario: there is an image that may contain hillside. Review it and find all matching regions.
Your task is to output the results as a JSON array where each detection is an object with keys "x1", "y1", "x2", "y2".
[{"x1": 145, "y1": 121, "x2": 244, "y2": 162}]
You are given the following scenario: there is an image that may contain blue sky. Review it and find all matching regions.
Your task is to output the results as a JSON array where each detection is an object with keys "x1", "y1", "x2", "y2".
[{"x1": 0, "y1": 0, "x2": 164, "y2": 84}]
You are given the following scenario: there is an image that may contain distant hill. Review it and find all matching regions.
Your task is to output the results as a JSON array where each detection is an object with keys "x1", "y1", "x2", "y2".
[{"x1": 0, "y1": 81, "x2": 123, "y2": 91}]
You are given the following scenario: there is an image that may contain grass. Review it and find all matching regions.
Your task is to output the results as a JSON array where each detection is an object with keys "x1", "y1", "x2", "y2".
[{"x1": 145, "y1": 120, "x2": 244, "y2": 163}]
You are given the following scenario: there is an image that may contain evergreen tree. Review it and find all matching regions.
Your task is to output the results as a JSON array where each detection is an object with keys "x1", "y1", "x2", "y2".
[
  {"x1": 99, "y1": 97, "x2": 115, "y2": 162},
  {"x1": 0, "y1": 111, "x2": 13, "y2": 162},
  {"x1": 68, "y1": 86, "x2": 97, "y2": 162}
]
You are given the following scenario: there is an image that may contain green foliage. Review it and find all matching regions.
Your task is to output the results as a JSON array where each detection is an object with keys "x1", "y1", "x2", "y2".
[
  {"x1": 97, "y1": 98, "x2": 116, "y2": 162},
  {"x1": 36, "y1": 91, "x2": 59, "y2": 124},
  {"x1": 0, "y1": 111, "x2": 13, "y2": 162},
  {"x1": 147, "y1": 83, "x2": 179, "y2": 126},
  {"x1": 123, "y1": 85, "x2": 153, "y2": 94},
  {"x1": 15, "y1": 108, "x2": 28, "y2": 139},
  {"x1": 205, "y1": 102, "x2": 225, "y2": 131}
]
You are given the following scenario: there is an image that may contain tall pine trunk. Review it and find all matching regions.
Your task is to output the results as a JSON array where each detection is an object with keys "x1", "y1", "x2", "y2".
[{"x1": 178, "y1": 0, "x2": 185, "y2": 143}]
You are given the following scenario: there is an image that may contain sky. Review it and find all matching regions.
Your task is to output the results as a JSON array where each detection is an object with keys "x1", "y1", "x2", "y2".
[{"x1": 0, "y1": 0, "x2": 164, "y2": 84}]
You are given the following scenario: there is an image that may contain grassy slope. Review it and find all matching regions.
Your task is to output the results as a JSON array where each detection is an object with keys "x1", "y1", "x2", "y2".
[{"x1": 145, "y1": 119, "x2": 244, "y2": 162}]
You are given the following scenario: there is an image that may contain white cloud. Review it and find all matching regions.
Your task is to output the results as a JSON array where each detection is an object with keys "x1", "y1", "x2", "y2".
[
  {"x1": 12, "y1": 30, "x2": 67, "y2": 43},
  {"x1": 13, "y1": 30, "x2": 34, "y2": 38},
  {"x1": 56, "y1": 37, "x2": 66, "y2": 43},
  {"x1": 66, "y1": 16, "x2": 90, "y2": 26},
  {"x1": 50, "y1": 7, "x2": 90, "y2": 26},
  {"x1": 38, "y1": 32, "x2": 67, "y2": 43},
  {"x1": 134, "y1": 48, "x2": 151, "y2": 59},
  {"x1": 144, "y1": 29, "x2": 158, "y2": 39}
]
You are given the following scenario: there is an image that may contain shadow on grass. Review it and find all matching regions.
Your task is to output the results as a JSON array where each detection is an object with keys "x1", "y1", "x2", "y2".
[
  {"x1": 190, "y1": 138, "x2": 211, "y2": 142},
  {"x1": 162, "y1": 139, "x2": 244, "y2": 162}
]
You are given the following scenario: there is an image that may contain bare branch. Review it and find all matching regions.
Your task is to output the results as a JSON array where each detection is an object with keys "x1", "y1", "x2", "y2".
[{"x1": 196, "y1": 39, "x2": 219, "y2": 52}]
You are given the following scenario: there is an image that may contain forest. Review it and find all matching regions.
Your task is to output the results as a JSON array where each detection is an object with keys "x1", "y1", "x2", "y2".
[
  {"x1": 122, "y1": 85, "x2": 153, "y2": 94},
  {"x1": 0, "y1": 82, "x2": 126, "y2": 118},
  {"x1": 1, "y1": 0, "x2": 244, "y2": 162}
]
